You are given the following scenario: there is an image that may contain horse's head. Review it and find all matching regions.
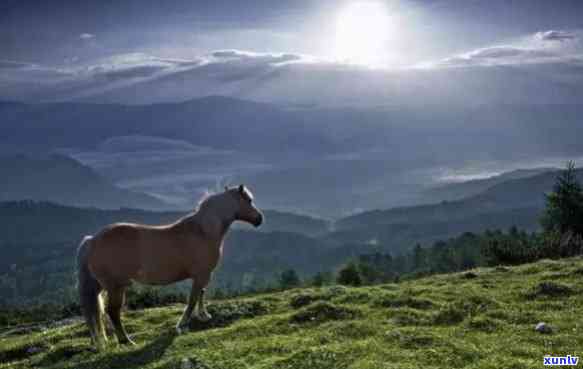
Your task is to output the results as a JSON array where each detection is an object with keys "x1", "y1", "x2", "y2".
[{"x1": 229, "y1": 184, "x2": 263, "y2": 228}]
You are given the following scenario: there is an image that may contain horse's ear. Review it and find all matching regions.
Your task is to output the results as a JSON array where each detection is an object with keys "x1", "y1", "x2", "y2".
[{"x1": 238, "y1": 184, "x2": 245, "y2": 193}]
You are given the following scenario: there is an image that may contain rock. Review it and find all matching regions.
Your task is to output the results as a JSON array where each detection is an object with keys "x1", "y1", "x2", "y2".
[
  {"x1": 535, "y1": 322, "x2": 553, "y2": 334},
  {"x1": 462, "y1": 272, "x2": 478, "y2": 279}
]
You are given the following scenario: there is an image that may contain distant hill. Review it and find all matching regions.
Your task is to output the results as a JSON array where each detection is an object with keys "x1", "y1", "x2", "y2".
[
  {"x1": 421, "y1": 168, "x2": 555, "y2": 203},
  {"x1": 0, "y1": 154, "x2": 170, "y2": 210},
  {"x1": 327, "y1": 168, "x2": 583, "y2": 253},
  {"x1": 337, "y1": 168, "x2": 583, "y2": 231},
  {"x1": 234, "y1": 209, "x2": 330, "y2": 236}
]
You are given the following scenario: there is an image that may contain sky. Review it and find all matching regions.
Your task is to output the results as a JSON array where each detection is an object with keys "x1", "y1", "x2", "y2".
[{"x1": 1, "y1": 0, "x2": 583, "y2": 106}]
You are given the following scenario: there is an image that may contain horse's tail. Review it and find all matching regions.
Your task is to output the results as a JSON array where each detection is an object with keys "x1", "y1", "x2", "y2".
[{"x1": 77, "y1": 235, "x2": 107, "y2": 347}]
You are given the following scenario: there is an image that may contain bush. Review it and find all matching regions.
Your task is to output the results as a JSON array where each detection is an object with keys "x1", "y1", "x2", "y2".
[
  {"x1": 337, "y1": 262, "x2": 362, "y2": 286},
  {"x1": 279, "y1": 269, "x2": 301, "y2": 289}
]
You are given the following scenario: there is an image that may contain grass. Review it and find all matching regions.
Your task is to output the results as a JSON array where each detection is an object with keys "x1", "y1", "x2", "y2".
[{"x1": 3, "y1": 256, "x2": 583, "y2": 369}]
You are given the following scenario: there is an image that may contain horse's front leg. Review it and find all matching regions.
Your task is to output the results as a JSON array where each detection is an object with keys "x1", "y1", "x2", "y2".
[
  {"x1": 195, "y1": 288, "x2": 212, "y2": 322},
  {"x1": 176, "y1": 281, "x2": 199, "y2": 334}
]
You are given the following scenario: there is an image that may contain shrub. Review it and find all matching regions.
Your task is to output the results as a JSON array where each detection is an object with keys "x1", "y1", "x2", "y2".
[
  {"x1": 336, "y1": 262, "x2": 362, "y2": 286},
  {"x1": 279, "y1": 269, "x2": 301, "y2": 289}
]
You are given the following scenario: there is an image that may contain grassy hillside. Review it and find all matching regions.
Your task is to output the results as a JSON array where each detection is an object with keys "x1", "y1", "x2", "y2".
[{"x1": 2, "y1": 256, "x2": 582, "y2": 369}]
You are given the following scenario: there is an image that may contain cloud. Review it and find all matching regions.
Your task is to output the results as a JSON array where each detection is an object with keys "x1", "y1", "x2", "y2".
[
  {"x1": 211, "y1": 49, "x2": 303, "y2": 65},
  {"x1": 437, "y1": 46, "x2": 556, "y2": 67},
  {"x1": 2, "y1": 42, "x2": 583, "y2": 107},
  {"x1": 0, "y1": 61, "x2": 34, "y2": 69},
  {"x1": 79, "y1": 33, "x2": 95, "y2": 40},
  {"x1": 535, "y1": 30, "x2": 576, "y2": 42},
  {"x1": 429, "y1": 29, "x2": 582, "y2": 68}
]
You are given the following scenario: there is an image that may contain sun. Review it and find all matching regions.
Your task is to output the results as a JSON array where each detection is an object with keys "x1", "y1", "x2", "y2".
[{"x1": 335, "y1": 2, "x2": 391, "y2": 66}]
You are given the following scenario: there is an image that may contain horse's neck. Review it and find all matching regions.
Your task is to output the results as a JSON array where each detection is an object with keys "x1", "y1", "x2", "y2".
[{"x1": 192, "y1": 207, "x2": 234, "y2": 243}]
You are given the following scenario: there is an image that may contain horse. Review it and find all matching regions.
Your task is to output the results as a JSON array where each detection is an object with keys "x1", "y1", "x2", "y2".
[{"x1": 76, "y1": 184, "x2": 263, "y2": 349}]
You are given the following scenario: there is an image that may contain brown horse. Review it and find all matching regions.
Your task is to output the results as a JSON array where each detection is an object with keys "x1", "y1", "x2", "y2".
[{"x1": 76, "y1": 185, "x2": 263, "y2": 348}]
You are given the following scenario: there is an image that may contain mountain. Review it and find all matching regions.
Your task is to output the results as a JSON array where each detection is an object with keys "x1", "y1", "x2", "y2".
[
  {"x1": 325, "y1": 168, "x2": 583, "y2": 254},
  {"x1": 0, "y1": 97, "x2": 335, "y2": 155},
  {"x1": 0, "y1": 154, "x2": 170, "y2": 210},
  {"x1": 337, "y1": 168, "x2": 583, "y2": 231},
  {"x1": 2, "y1": 257, "x2": 581, "y2": 369},
  {"x1": 2, "y1": 98, "x2": 583, "y2": 217},
  {"x1": 234, "y1": 209, "x2": 330, "y2": 236},
  {"x1": 421, "y1": 168, "x2": 555, "y2": 203}
]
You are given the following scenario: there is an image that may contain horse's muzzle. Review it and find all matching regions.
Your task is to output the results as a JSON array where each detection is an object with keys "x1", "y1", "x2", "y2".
[{"x1": 253, "y1": 213, "x2": 263, "y2": 227}]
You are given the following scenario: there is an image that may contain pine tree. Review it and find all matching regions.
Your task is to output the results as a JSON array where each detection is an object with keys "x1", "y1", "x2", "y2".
[
  {"x1": 279, "y1": 269, "x2": 301, "y2": 289},
  {"x1": 412, "y1": 243, "x2": 426, "y2": 270},
  {"x1": 541, "y1": 161, "x2": 583, "y2": 235}
]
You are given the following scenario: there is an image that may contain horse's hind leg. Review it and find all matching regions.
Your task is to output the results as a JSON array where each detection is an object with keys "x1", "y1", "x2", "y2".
[{"x1": 105, "y1": 286, "x2": 135, "y2": 345}]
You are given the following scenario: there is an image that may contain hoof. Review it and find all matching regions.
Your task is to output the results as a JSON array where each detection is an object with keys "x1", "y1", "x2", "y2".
[
  {"x1": 176, "y1": 325, "x2": 188, "y2": 335},
  {"x1": 197, "y1": 311, "x2": 212, "y2": 322}
]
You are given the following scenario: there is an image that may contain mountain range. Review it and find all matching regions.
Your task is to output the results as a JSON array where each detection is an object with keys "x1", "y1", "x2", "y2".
[{"x1": 1, "y1": 97, "x2": 583, "y2": 216}]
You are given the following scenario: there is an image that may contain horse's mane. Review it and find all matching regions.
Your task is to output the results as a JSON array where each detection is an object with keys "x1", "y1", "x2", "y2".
[
  {"x1": 173, "y1": 190, "x2": 217, "y2": 227},
  {"x1": 195, "y1": 190, "x2": 215, "y2": 211}
]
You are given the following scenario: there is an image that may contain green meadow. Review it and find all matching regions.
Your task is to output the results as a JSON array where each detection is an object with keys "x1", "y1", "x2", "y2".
[{"x1": 2, "y1": 256, "x2": 582, "y2": 369}]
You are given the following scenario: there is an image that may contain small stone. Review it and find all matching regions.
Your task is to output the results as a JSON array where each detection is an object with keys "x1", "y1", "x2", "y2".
[{"x1": 535, "y1": 322, "x2": 553, "y2": 334}]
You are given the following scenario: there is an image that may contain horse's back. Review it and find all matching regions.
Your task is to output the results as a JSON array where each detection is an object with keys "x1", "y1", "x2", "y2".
[
  {"x1": 88, "y1": 223, "x2": 146, "y2": 286},
  {"x1": 88, "y1": 222, "x2": 191, "y2": 287}
]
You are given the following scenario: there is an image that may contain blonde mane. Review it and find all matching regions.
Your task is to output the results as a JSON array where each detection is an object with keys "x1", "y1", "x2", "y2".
[{"x1": 195, "y1": 189, "x2": 216, "y2": 210}]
